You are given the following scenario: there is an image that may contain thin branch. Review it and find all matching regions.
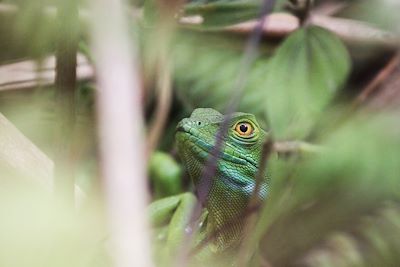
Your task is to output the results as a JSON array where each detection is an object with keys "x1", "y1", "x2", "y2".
[
  {"x1": 353, "y1": 52, "x2": 400, "y2": 107},
  {"x1": 285, "y1": 0, "x2": 313, "y2": 25},
  {"x1": 237, "y1": 139, "x2": 273, "y2": 266},
  {"x1": 180, "y1": 13, "x2": 399, "y2": 48},
  {"x1": 190, "y1": 202, "x2": 262, "y2": 255},
  {"x1": 147, "y1": 59, "x2": 172, "y2": 154},
  {"x1": 273, "y1": 140, "x2": 323, "y2": 155},
  {"x1": 176, "y1": 1, "x2": 278, "y2": 265},
  {"x1": 309, "y1": 15, "x2": 400, "y2": 48},
  {"x1": 312, "y1": 0, "x2": 348, "y2": 16},
  {"x1": 194, "y1": 0, "x2": 277, "y2": 217},
  {"x1": 0, "y1": 54, "x2": 93, "y2": 92},
  {"x1": 146, "y1": 0, "x2": 179, "y2": 154},
  {"x1": 311, "y1": 51, "x2": 400, "y2": 141}
]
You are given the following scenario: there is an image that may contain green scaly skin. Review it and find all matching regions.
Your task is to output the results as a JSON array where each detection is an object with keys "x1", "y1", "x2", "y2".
[
  {"x1": 149, "y1": 108, "x2": 269, "y2": 264},
  {"x1": 176, "y1": 108, "x2": 269, "y2": 247}
]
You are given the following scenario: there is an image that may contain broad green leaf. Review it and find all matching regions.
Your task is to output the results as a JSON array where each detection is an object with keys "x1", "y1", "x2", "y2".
[
  {"x1": 172, "y1": 32, "x2": 276, "y2": 128},
  {"x1": 262, "y1": 26, "x2": 350, "y2": 139}
]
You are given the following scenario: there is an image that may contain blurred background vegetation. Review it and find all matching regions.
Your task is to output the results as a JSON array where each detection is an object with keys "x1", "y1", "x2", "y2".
[{"x1": 0, "y1": 0, "x2": 399, "y2": 266}]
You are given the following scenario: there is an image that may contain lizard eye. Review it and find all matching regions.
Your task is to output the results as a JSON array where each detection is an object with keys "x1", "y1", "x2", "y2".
[{"x1": 234, "y1": 122, "x2": 254, "y2": 137}]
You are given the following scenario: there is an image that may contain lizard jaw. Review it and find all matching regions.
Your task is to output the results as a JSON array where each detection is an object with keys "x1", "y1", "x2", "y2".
[{"x1": 176, "y1": 129, "x2": 258, "y2": 173}]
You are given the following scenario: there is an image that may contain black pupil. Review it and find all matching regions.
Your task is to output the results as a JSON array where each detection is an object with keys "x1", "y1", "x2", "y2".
[{"x1": 239, "y1": 124, "x2": 248, "y2": 133}]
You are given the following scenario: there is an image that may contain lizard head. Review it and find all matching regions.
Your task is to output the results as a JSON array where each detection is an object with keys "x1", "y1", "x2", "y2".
[{"x1": 175, "y1": 108, "x2": 269, "y2": 198}]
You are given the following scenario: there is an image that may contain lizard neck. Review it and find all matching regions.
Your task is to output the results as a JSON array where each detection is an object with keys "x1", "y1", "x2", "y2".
[{"x1": 204, "y1": 171, "x2": 267, "y2": 250}]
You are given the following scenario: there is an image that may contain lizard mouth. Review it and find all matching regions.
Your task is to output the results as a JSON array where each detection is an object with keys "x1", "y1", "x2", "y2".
[{"x1": 176, "y1": 127, "x2": 259, "y2": 172}]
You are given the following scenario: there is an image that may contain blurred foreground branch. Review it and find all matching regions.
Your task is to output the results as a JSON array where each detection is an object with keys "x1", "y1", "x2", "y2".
[
  {"x1": 146, "y1": 0, "x2": 181, "y2": 155},
  {"x1": 54, "y1": 0, "x2": 79, "y2": 198},
  {"x1": 0, "y1": 112, "x2": 53, "y2": 189},
  {"x1": 180, "y1": 12, "x2": 399, "y2": 48},
  {"x1": 89, "y1": 0, "x2": 153, "y2": 267}
]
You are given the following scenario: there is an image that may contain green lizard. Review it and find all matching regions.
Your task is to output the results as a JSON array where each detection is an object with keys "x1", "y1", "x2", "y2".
[{"x1": 149, "y1": 108, "x2": 269, "y2": 265}]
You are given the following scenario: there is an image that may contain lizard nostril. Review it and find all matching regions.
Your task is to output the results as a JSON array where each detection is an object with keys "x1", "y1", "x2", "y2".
[{"x1": 197, "y1": 122, "x2": 201, "y2": 126}]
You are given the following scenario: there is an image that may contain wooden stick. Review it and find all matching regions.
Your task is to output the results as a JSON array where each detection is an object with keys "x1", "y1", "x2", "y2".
[
  {"x1": 0, "y1": 54, "x2": 93, "y2": 91},
  {"x1": 0, "y1": 112, "x2": 53, "y2": 189},
  {"x1": 180, "y1": 12, "x2": 399, "y2": 47},
  {"x1": 354, "y1": 52, "x2": 400, "y2": 106}
]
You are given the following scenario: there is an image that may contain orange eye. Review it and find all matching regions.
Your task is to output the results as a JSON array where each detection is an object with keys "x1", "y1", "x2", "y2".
[{"x1": 235, "y1": 122, "x2": 253, "y2": 136}]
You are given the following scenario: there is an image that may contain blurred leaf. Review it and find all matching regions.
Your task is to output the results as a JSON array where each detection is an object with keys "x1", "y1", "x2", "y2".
[
  {"x1": 149, "y1": 151, "x2": 183, "y2": 199},
  {"x1": 171, "y1": 26, "x2": 350, "y2": 134},
  {"x1": 184, "y1": 0, "x2": 262, "y2": 27},
  {"x1": 0, "y1": 4, "x2": 57, "y2": 61},
  {"x1": 185, "y1": 0, "x2": 295, "y2": 18},
  {"x1": 273, "y1": 0, "x2": 290, "y2": 12},
  {"x1": 262, "y1": 26, "x2": 350, "y2": 139},
  {"x1": 0, "y1": 183, "x2": 107, "y2": 267},
  {"x1": 171, "y1": 32, "x2": 276, "y2": 127},
  {"x1": 338, "y1": 0, "x2": 400, "y2": 34},
  {"x1": 256, "y1": 113, "x2": 400, "y2": 267}
]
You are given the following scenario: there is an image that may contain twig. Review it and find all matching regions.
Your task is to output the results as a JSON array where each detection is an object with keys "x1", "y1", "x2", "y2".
[
  {"x1": 238, "y1": 139, "x2": 273, "y2": 267},
  {"x1": 310, "y1": 15, "x2": 400, "y2": 48},
  {"x1": 209, "y1": 13, "x2": 299, "y2": 39},
  {"x1": 0, "y1": 3, "x2": 17, "y2": 13},
  {"x1": 273, "y1": 140, "x2": 323, "y2": 154},
  {"x1": 190, "y1": 202, "x2": 262, "y2": 255},
  {"x1": 88, "y1": 0, "x2": 153, "y2": 266},
  {"x1": 312, "y1": 0, "x2": 348, "y2": 16},
  {"x1": 177, "y1": 0, "x2": 278, "y2": 265},
  {"x1": 146, "y1": 0, "x2": 180, "y2": 155},
  {"x1": 180, "y1": 13, "x2": 400, "y2": 48},
  {"x1": 0, "y1": 54, "x2": 93, "y2": 92},
  {"x1": 147, "y1": 59, "x2": 172, "y2": 154},
  {"x1": 285, "y1": 0, "x2": 313, "y2": 25},
  {"x1": 194, "y1": 0, "x2": 277, "y2": 220},
  {"x1": 353, "y1": 52, "x2": 400, "y2": 107}
]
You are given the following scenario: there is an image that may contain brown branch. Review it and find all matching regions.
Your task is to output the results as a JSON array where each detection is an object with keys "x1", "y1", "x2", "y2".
[
  {"x1": 0, "y1": 54, "x2": 93, "y2": 92},
  {"x1": 312, "y1": 0, "x2": 349, "y2": 16},
  {"x1": 147, "y1": 60, "x2": 172, "y2": 154},
  {"x1": 310, "y1": 15, "x2": 400, "y2": 48},
  {"x1": 146, "y1": 2, "x2": 178, "y2": 155},
  {"x1": 179, "y1": 12, "x2": 299, "y2": 39},
  {"x1": 353, "y1": 52, "x2": 400, "y2": 107},
  {"x1": 53, "y1": 0, "x2": 79, "y2": 200},
  {"x1": 180, "y1": 13, "x2": 400, "y2": 48}
]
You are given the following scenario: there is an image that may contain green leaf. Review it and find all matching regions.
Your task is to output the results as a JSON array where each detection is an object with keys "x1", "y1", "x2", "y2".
[
  {"x1": 262, "y1": 26, "x2": 351, "y2": 139},
  {"x1": 255, "y1": 113, "x2": 400, "y2": 266},
  {"x1": 184, "y1": 0, "x2": 262, "y2": 27},
  {"x1": 149, "y1": 151, "x2": 183, "y2": 199},
  {"x1": 171, "y1": 32, "x2": 278, "y2": 128}
]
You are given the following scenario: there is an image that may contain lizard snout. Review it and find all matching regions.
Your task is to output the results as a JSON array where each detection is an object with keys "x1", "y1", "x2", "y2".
[
  {"x1": 176, "y1": 118, "x2": 190, "y2": 132},
  {"x1": 176, "y1": 118, "x2": 202, "y2": 133}
]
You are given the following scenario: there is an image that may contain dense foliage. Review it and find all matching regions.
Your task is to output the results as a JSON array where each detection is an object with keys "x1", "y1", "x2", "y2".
[{"x1": 0, "y1": 0, "x2": 399, "y2": 266}]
